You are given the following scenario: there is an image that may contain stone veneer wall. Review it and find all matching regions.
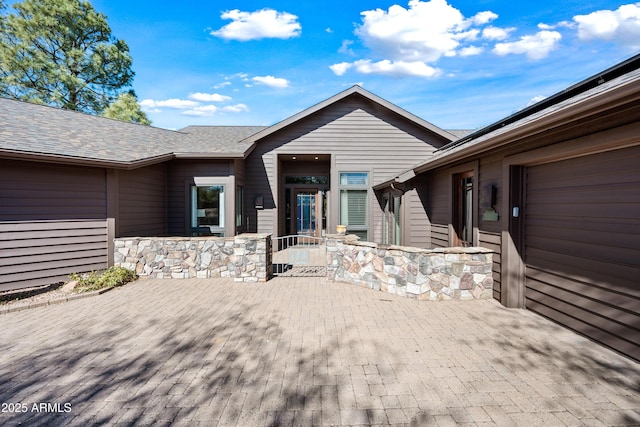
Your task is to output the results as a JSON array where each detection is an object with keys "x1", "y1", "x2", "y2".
[
  {"x1": 114, "y1": 234, "x2": 272, "y2": 282},
  {"x1": 326, "y1": 236, "x2": 493, "y2": 300}
]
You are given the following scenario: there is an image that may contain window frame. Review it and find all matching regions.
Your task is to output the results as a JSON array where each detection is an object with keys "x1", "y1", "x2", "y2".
[
  {"x1": 338, "y1": 171, "x2": 370, "y2": 240},
  {"x1": 190, "y1": 183, "x2": 226, "y2": 237}
]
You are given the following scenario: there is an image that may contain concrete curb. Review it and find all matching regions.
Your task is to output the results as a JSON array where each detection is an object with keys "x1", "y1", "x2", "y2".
[{"x1": 0, "y1": 286, "x2": 115, "y2": 315}]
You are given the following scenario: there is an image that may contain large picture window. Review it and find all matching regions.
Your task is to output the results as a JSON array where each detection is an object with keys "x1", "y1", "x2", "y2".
[
  {"x1": 339, "y1": 172, "x2": 369, "y2": 240},
  {"x1": 191, "y1": 185, "x2": 225, "y2": 236}
]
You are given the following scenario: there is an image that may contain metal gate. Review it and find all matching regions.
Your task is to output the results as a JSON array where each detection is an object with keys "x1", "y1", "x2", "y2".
[{"x1": 272, "y1": 235, "x2": 326, "y2": 277}]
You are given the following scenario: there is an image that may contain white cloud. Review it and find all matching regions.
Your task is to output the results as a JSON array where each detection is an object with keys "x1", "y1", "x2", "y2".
[
  {"x1": 182, "y1": 104, "x2": 249, "y2": 117},
  {"x1": 573, "y1": 3, "x2": 640, "y2": 48},
  {"x1": 326, "y1": 27, "x2": 334, "y2": 33},
  {"x1": 222, "y1": 104, "x2": 249, "y2": 113},
  {"x1": 329, "y1": 62, "x2": 353, "y2": 76},
  {"x1": 211, "y1": 8, "x2": 301, "y2": 41},
  {"x1": 213, "y1": 81, "x2": 232, "y2": 89},
  {"x1": 482, "y1": 26, "x2": 514, "y2": 41},
  {"x1": 493, "y1": 30, "x2": 561, "y2": 60},
  {"x1": 339, "y1": 40, "x2": 355, "y2": 55},
  {"x1": 252, "y1": 75, "x2": 290, "y2": 88},
  {"x1": 469, "y1": 11, "x2": 498, "y2": 26},
  {"x1": 459, "y1": 45, "x2": 484, "y2": 56},
  {"x1": 188, "y1": 92, "x2": 232, "y2": 102},
  {"x1": 354, "y1": 0, "x2": 502, "y2": 63},
  {"x1": 332, "y1": 59, "x2": 440, "y2": 78},
  {"x1": 140, "y1": 98, "x2": 199, "y2": 109},
  {"x1": 183, "y1": 105, "x2": 219, "y2": 117}
]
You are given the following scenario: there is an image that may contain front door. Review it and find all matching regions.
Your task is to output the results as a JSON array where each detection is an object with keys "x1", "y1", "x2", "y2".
[{"x1": 295, "y1": 190, "x2": 319, "y2": 236}]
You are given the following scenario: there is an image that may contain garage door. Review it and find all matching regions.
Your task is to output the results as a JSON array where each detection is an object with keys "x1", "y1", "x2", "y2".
[{"x1": 525, "y1": 145, "x2": 640, "y2": 361}]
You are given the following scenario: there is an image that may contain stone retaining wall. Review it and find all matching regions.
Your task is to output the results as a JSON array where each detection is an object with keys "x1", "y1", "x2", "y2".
[
  {"x1": 326, "y1": 236, "x2": 493, "y2": 300},
  {"x1": 114, "y1": 234, "x2": 272, "y2": 282}
]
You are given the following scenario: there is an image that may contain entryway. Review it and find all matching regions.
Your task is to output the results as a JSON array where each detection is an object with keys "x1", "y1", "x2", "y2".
[{"x1": 272, "y1": 235, "x2": 326, "y2": 277}]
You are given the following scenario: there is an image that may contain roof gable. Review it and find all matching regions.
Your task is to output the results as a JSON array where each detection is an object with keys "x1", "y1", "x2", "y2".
[{"x1": 240, "y1": 86, "x2": 457, "y2": 149}]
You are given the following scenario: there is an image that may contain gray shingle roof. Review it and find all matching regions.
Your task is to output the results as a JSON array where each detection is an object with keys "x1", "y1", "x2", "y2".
[
  {"x1": 0, "y1": 98, "x2": 266, "y2": 165},
  {"x1": 0, "y1": 97, "x2": 180, "y2": 164},
  {"x1": 178, "y1": 126, "x2": 267, "y2": 155}
]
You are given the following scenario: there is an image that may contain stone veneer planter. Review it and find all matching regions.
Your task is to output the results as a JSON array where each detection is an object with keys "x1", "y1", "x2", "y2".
[
  {"x1": 114, "y1": 234, "x2": 272, "y2": 282},
  {"x1": 326, "y1": 235, "x2": 493, "y2": 300}
]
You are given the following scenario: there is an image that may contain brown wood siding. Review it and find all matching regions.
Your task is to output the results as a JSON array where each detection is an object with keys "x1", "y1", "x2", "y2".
[
  {"x1": 425, "y1": 169, "x2": 451, "y2": 249},
  {"x1": 405, "y1": 188, "x2": 431, "y2": 248},
  {"x1": 479, "y1": 231, "x2": 501, "y2": 300},
  {"x1": 427, "y1": 170, "x2": 450, "y2": 226},
  {"x1": 525, "y1": 145, "x2": 640, "y2": 361},
  {"x1": 118, "y1": 164, "x2": 167, "y2": 237},
  {"x1": 430, "y1": 224, "x2": 450, "y2": 249},
  {"x1": 0, "y1": 159, "x2": 107, "y2": 221},
  {"x1": 166, "y1": 160, "x2": 233, "y2": 236},
  {"x1": 0, "y1": 220, "x2": 110, "y2": 291},
  {"x1": 244, "y1": 94, "x2": 448, "y2": 238}
]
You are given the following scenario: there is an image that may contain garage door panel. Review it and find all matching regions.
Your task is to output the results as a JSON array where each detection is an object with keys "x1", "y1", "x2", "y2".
[
  {"x1": 526, "y1": 266, "x2": 640, "y2": 314},
  {"x1": 526, "y1": 249, "x2": 639, "y2": 298},
  {"x1": 526, "y1": 216, "x2": 640, "y2": 235},
  {"x1": 525, "y1": 144, "x2": 640, "y2": 361},
  {"x1": 525, "y1": 287, "x2": 640, "y2": 347},
  {"x1": 527, "y1": 151, "x2": 640, "y2": 185},
  {"x1": 527, "y1": 184, "x2": 640, "y2": 205},
  {"x1": 526, "y1": 234, "x2": 638, "y2": 266},
  {"x1": 526, "y1": 202, "x2": 638, "y2": 220},
  {"x1": 527, "y1": 222, "x2": 640, "y2": 257},
  {"x1": 525, "y1": 296, "x2": 640, "y2": 361}
]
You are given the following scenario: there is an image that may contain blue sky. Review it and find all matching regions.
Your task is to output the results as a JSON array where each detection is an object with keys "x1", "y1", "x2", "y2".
[{"x1": 9, "y1": 0, "x2": 640, "y2": 130}]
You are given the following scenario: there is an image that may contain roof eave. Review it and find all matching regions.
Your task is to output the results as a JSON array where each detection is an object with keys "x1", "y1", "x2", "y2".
[
  {"x1": 173, "y1": 152, "x2": 245, "y2": 160},
  {"x1": 0, "y1": 149, "x2": 175, "y2": 170}
]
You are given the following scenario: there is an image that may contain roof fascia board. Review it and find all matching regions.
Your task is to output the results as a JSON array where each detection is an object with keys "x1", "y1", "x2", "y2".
[
  {"x1": 0, "y1": 149, "x2": 175, "y2": 170},
  {"x1": 173, "y1": 152, "x2": 244, "y2": 159}
]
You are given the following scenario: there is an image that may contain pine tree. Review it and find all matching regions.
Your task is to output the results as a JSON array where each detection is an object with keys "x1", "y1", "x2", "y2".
[{"x1": 0, "y1": 0, "x2": 135, "y2": 114}]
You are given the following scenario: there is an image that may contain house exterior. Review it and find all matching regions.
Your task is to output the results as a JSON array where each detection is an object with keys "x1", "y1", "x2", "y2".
[
  {"x1": 1, "y1": 54, "x2": 638, "y2": 360},
  {"x1": 0, "y1": 86, "x2": 456, "y2": 290}
]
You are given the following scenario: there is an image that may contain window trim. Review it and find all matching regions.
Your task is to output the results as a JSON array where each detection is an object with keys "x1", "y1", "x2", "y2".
[
  {"x1": 339, "y1": 171, "x2": 370, "y2": 240},
  {"x1": 190, "y1": 181, "x2": 226, "y2": 237}
]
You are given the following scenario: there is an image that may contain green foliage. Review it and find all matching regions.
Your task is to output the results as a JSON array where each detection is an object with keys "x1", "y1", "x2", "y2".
[
  {"x1": 0, "y1": 0, "x2": 134, "y2": 114},
  {"x1": 101, "y1": 91, "x2": 151, "y2": 125},
  {"x1": 70, "y1": 266, "x2": 137, "y2": 292}
]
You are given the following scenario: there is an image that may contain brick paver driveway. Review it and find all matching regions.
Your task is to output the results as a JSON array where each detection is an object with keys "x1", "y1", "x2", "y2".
[{"x1": 1, "y1": 277, "x2": 639, "y2": 426}]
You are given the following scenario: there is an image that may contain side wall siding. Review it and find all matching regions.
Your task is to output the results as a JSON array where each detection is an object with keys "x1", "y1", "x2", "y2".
[
  {"x1": 118, "y1": 163, "x2": 168, "y2": 237},
  {"x1": 0, "y1": 159, "x2": 107, "y2": 221}
]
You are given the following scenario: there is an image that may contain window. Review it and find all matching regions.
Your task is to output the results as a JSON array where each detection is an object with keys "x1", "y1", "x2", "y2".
[
  {"x1": 191, "y1": 185, "x2": 225, "y2": 236},
  {"x1": 339, "y1": 172, "x2": 369, "y2": 240},
  {"x1": 383, "y1": 193, "x2": 401, "y2": 245},
  {"x1": 236, "y1": 186, "x2": 244, "y2": 231}
]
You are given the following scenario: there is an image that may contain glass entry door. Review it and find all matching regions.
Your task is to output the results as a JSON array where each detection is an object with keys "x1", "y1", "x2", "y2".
[{"x1": 296, "y1": 190, "x2": 319, "y2": 236}]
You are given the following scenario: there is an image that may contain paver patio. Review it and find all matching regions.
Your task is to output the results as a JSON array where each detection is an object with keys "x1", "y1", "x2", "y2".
[{"x1": 1, "y1": 277, "x2": 638, "y2": 426}]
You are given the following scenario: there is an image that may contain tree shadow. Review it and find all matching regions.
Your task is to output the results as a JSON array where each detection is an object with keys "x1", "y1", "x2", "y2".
[
  {"x1": 462, "y1": 305, "x2": 640, "y2": 424},
  {"x1": 0, "y1": 291, "x2": 369, "y2": 426}
]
